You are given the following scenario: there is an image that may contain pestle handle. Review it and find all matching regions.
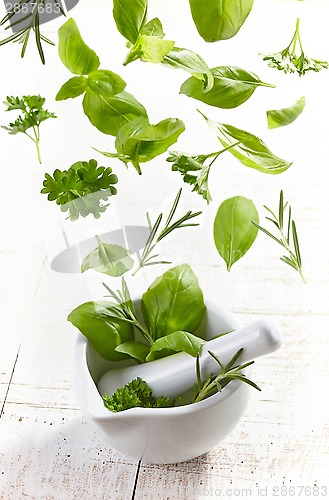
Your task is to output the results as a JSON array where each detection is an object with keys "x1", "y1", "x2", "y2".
[{"x1": 97, "y1": 318, "x2": 282, "y2": 399}]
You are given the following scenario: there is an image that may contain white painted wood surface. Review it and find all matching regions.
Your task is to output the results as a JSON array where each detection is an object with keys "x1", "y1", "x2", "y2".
[{"x1": 1, "y1": 0, "x2": 329, "y2": 498}]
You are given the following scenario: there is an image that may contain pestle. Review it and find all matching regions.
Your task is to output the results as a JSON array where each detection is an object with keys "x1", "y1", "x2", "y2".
[{"x1": 97, "y1": 318, "x2": 282, "y2": 399}]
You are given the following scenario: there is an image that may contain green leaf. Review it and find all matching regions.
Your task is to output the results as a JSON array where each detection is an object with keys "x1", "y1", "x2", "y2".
[
  {"x1": 58, "y1": 19, "x2": 100, "y2": 76},
  {"x1": 115, "y1": 342, "x2": 150, "y2": 362},
  {"x1": 189, "y1": 0, "x2": 254, "y2": 42},
  {"x1": 140, "y1": 17, "x2": 165, "y2": 38},
  {"x1": 56, "y1": 76, "x2": 88, "y2": 101},
  {"x1": 180, "y1": 66, "x2": 274, "y2": 109},
  {"x1": 113, "y1": 0, "x2": 148, "y2": 44},
  {"x1": 146, "y1": 331, "x2": 205, "y2": 361},
  {"x1": 115, "y1": 117, "x2": 185, "y2": 172},
  {"x1": 162, "y1": 47, "x2": 214, "y2": 91},
  {"x1": 67, "y1": 301, "x2": 134, "y2": 361},
  {"x1": 41, "y1": 159, "x2": 118, "y2": 221},
  {"x1": 267, "y1": 96, "x2": 305, "y2": 129},
  {"x1": 86, "y1": 70, "x2": 126, "y2": 97},
  {"x1": 206, "y1": 118, "x2": 293, "y2": 174},
  {"x1": 81, "y1": 236, "x2": 134, "y2": 277},
  {"x1": 141, "y1": 264, "x2": 206, "y2": 340},
  {"x1": 213, "y1": 196, "x2": 259, "y2": 271},
  {"x1": 134, "y1": 35, "x2": 175, "y2": 63},
  {"x1": 82, "y1": 90, "x2": 148, "y2": 136}
]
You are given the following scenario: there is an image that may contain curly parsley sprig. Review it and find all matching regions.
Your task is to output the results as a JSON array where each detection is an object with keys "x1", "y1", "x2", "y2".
[
  {"x1": 262, "y1": 18, "x2": 328, "y2": 76},
  {"x1": 41, "y1": 159, "x2": 118, "y2": 221},
  {"x1": 2, "y1": 95, "x2": 56, "y2": 163}
]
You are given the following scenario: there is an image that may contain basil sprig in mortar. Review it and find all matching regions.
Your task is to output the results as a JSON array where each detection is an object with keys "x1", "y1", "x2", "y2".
[{"x1": 68, "y1": 264, "x2": 207, "y2": 363}]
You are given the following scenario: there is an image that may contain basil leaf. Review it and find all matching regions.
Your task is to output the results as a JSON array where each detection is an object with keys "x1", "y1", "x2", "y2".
[
  {"x1": 115, "y1": 117, "x2": 185, "y2": 172},
  {"x1": 68, "y1": 301, "x2": 134, "y2": 361},
  {"x1": 180, "y1": 66, "x2": 274, "y2": 108},
  {"x1": 141, "y1": 264, "x2": 205, "y2": 340},
  {"x1": 140, "y1": 17, "x2": 165, "y2": 38},
  {"x1": 86, "y1": 70, "x2": 126, "y2": 97},
  {"x1": 135, "y1": 35, "x2": 175, "y2": 63},
  {"x1": 162, "y1": 47, "x2": 214, "y2": 91},
  {"x1": 189, "y1": 0, "x2": 254, "y2": 42},
  {"x1": 115, "y1": 341, "x2": 150, "y2": 363},
  {"x1": 113, "y1": 0, "x2": 148, "y2": 44},
  {"x1": 58, "y1": 18, "x2": 100, "y2": 75},
  {"x1": 56, "y1": 76, "x2": 88, "y2": 101},
  {"x1": 83, "y1": 90, "x2": 148, "y2": 136},
  {"x1": 267, "y1": 96, "x2": 305, "y2": 129},
  {"x1": 146, "y1": 331, "x2": 205, "y2": 361},
  {"x1": 81, "y1": 237, "x2": 134, "y2": 277},
  {"x1": 204, "y1": 116, "x2": 293, "y2": 174},
  {"x1": 214, "y1": 196, "x2": 259, "y2": 271}
]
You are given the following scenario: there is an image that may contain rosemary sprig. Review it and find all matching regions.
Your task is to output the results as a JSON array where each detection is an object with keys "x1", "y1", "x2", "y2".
[
  {"x1": 252, "y1": 190, "x2": 305, "y2": 282},
  {"x1": 102, "y1": 278, "x2": 153, "y2": 345},
  {"x1": 193, "y1": 348, "x2": 261, "y2": 403},
  {"x1": 0, "y1": 0, "x2": 65, "y2": 64},
  {"x1": 132, "y1": 188, "x2": 202, "y2": 275}
]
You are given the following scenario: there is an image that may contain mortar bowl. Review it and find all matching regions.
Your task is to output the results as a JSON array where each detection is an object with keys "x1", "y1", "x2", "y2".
[{"x1": 74, "y1": 300, "x2": 254, "y2": 464}]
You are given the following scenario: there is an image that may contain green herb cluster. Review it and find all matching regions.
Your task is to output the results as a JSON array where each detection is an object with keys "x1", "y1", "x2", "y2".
[
  {"x1": 41, "y1": 159, "x2": 118, "y2": 221},
  {"x1": 103, "y1": 377, "x2": 173, "y2": 412}
]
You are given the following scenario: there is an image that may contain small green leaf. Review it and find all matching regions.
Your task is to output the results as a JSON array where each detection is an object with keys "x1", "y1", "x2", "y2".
[
  {"x1": 189, "y1": 0, "x2": 254, "y2": 42},
  {"x1": 180, "y1": 66, "x2": 274, "y2": 109},
  {"x1": 56, "y1": 76, "x2": 88, "y2": 101},
  {"x1": 86, "y1": 70, "x2": 126, "y2": 96},
  {"x1": 58, "y1": 19, "x2": 100, "y2": 75},
  {"x1": 115, "y1": 342, "x2": 150, "y2": 362},
  {"x1": 67, "y1": 301, "x2": 134, "y2": 361},
  {"x1": 141, "y1": 264, "x2": 205, "y2": 340},
  {"x1": 113, "y1": 0, "x2": 148, "y2": 44},
  {"x1": 134, "y1": 35, "x2": 175, "y2": 63},
  {"x1": 81, "y1": 236, "x2": 134, "y2": 277},
  {"x1": 140, "y1": 17, "x2": 165, "y2": 38},
  {"x1": 267, "y1": 96, "x2": 305, "y2": 129},
  {"x1": 205, "y1": 117, "x2": 293, "y2": 175},
  {"x1": 214, "y1": 196, "x2": 259, "y2": 271},
  {"x1": 146, "y1": 331, "x2": 205, "y2": 361},
  {"x1": 83, "y1": 90, "x2": 148, "y2": 136}
]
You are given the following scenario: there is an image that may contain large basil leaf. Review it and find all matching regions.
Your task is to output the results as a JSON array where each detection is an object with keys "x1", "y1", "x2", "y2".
[
  {"x1": 68, "y1": 301, "x2": 134, "y2": 361},
  {"x1": 56, "y1": 76, "x2": 88, "y2": 101},
  {"x1": 81, "y1": 236, "x2": 134, "y2": 277},
  {"x1": 267, "y1": 96, "x2": 305, "y2": 129},
  {"x1": 86, "y1": 70, "x2": 126, "y2": 97},
  {"x1": 189, "y1": 0, "x2": 254, "y2": 42},
  {"x1": 83, "y1": 90, "x2": 148, "y2": 136},
  {"x1": 146, "y1": 331, "x2": 205, "y2": 361},
  {"x1": 214, "y1": 196, "x2": 259, "y2": 271},
  {"x1": 162, "y1": 47, "x2": 214, "y2": 91},
  {"x1": 141, "y1": 264, "x2": 205, "y2": 340},
  {"x1": 58, "y1": 19, "x2": 100, "y2": 75},
  {"x1": 115, "y1": 341, "x2": 150, "y2": 363},
  {"x1": 206, "y1": 117, "x2": 293, "y2": 174},
  {"x1": 180, "y1": 66, "x2": 274, "y2": 109},
  {"x1": 115, "y1": 117, "x2": 185, "y2": 171},
  {"x1": 113, "y1": 0, "x2": 148, "y2": 44}
]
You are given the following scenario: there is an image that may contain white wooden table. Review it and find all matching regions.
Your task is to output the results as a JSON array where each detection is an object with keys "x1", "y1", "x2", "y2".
[{"x1": 1, "y1": 0, "x2": 328, "y2": 498}]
